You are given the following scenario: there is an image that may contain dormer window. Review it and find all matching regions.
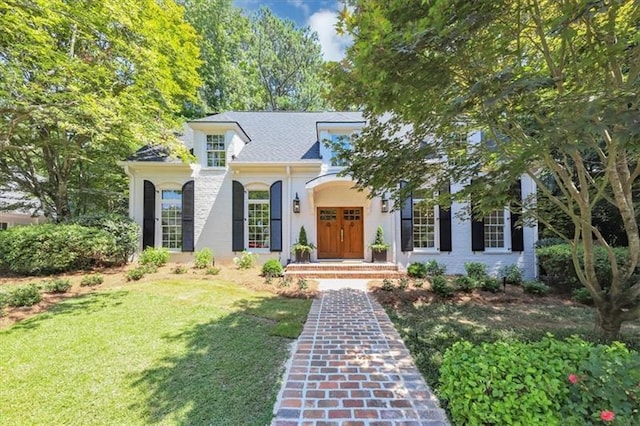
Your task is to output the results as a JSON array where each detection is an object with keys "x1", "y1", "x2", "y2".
[
  {"x1": 206, "y1": 134, "x2": 226, "y2": 167},
  {"x1": 329, "y1": 133, "x2": 351, "y2": 167}
]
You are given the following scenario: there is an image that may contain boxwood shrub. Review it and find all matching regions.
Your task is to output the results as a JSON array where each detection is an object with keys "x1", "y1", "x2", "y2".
[
  {"x1": 0, "y1": 224, "x2": 119, "y2": 275},
  {"x1": 261, "y1": 259, "x2": 284, "y2": 278},
  {"x1": 407, "y1": 262, "x2": 427, "y2": 278},
  {"x1": 6, "y1": 283, "x2": 42, "y2": 307},
  {"x1": 71, "y1": 214, "x2": 139, "y2": 265}
]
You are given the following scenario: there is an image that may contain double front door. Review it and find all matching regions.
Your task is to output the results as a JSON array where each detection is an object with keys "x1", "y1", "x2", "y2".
[{"x1": 317, "y1": 207, "x2": 364, "y2": 259}]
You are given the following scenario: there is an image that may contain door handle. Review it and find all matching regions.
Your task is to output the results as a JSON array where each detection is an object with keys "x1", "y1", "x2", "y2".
[{"x1": 340, "y1": 228, "x2": 344, "y2": 242}]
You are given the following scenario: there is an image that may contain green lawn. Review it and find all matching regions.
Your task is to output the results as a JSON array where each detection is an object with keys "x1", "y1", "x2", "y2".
[
  {"x1": 383, "y1": 300, "x2": 640, "y2": 392},
  {"x1": 0, "y1": 279, "x2": 311, "y2": 425}
]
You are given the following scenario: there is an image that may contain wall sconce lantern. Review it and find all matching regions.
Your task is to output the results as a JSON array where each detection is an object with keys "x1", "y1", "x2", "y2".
[
  {"x1": 293, "y1": 193, "x2": 301, "y2": 213},
  {"x1": 381, "y1": 197, "x2": 389, "y2": 213}
]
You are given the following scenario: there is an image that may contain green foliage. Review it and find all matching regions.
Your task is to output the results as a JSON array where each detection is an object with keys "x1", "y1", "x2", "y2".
[
  {"x1": 481, "y1": 277, "x2": 502, "y2": 293},
  {"x1": 205, "y1": 267, "x2": 220, "y2": 276},
  {"x1": 535, "y1": 238, "x2": 567, "y2": 248},
  {"x1": 278, "y1": 276, "x2": 293, "y2": 288},
  {"x1": 261, "y1": 259, "x2": 284, "y2": 278},
  {"x1": 172, "y1": 264, "x2": 188, "y2": 274},
  {"x1": 523, "y1": 280, "x2": 550, "y2": 296},
  {"x1": 291, "y1": 226, "x2": 315, "y2": 253},
  {"x1": 0, "y1": 223, "x2": 118, "y2": 275},
  {"x1": 80, "y1": 274, "x2": 104, "y2": 287},
  {"x1": 397, "y1": 277, "x2": 409, "y2": 290},
  {"x1": 381, "y1": 279, "x2": 395, "y2": 291},
  {"x1": 43, "y1": 278, "x2": 71, "y2": 293},
  {"x1": 500, "y1": 264, "x2": 523, "y2": 286},
  {"x1": 536, "y1": 244, "x2": 629, "y2": 291},
  {"x1": 454, "y1": 275, "x2": 478, "y2": 293},
  {"x1": 71, "y1": 214, "x2": 139, "y2": 265},
  {"x1": 0, "y1": 0, "x2": 201, "y2": 218},
  {"x1": 193, "y1": 248, "x2": 214, "y2": 269},
  {"x1": 233, "y1": 251, "x2": 257, "y2": 270},
  {"x1": 407, "y1": 262, "x2": 427, "y2": 278},
  {"x1": 139, "y1": 247, "x2": 170, "y2": 267},
  {"x1": 562, "y1": 343, "x2": 640, "y2": 424},
  {"x1": 430, "y1": 275, "x2": 454, "y2": 298},
  {"x1": 424, "y1": 260, "x2": 446, "y2": 276},
  {"x1": 296, "y1": 278, "x2": 308, "y2": 291},
  {"x1": 6, "y1": 284, "x2": 42, "y2": 307},
  {"x1": 439, "y1": 336, "x2": 592, "y2": 425},
  {"x1": 141, "y1": 264, "x2": 158, "y2": 274},
  {"x1": 464, "y1": 262, "x2": 488, "y2": 280},
  {"x1": 126, "y1": 267, "x2": 147, "y2": 282},
  {"x1": 370, "y1": 226, "x2": 390, "y2": 252},
  {"x1": 572, "y1": 288, "x2": 594, "y2": 306},
  {"x1": 413, "y1": 279, "x2": 424, "y2": 288}
]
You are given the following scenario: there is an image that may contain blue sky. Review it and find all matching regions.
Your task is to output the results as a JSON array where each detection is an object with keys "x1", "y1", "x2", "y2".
[{"x1": 232, "y1": 0, "x2": 351, "y2": 61}]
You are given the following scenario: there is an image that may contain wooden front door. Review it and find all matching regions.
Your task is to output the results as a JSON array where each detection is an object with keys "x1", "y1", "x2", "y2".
[{"x1": 317, "y1": 207, "x2": 364, "y2": 259}]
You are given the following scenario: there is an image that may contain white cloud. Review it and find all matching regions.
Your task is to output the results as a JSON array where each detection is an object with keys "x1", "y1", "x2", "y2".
[
  {"x1": 308, "y1": 9, "x2": 352, "y2": 62},
  {"x1": 287, "y1": 0, "x2": 310, "y2": 16}
]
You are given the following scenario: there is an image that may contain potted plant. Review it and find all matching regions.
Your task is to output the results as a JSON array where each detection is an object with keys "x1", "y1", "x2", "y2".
[
  {"x1": 370, "y1": 226, "x2": 390, "y2": 263},
  {"x1": 291, "y1": 226, "x2": 315, "y2": 263}
]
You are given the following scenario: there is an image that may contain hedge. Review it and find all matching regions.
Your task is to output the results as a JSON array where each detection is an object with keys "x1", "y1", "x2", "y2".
[
  {"x1": 71, "y1": 214, "x2": 139, "y2": 265},
  {"x1": 0, "y1": 223, "x2": 119, "y2": 275}
]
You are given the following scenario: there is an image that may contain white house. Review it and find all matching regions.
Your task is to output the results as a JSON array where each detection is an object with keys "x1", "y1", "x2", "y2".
[
  {"x1": 121, "y1": 111, "x2": 538, "y2": 278},
  {"x1": 0, "y1": 188, "x2": 44, "y2": 230}
]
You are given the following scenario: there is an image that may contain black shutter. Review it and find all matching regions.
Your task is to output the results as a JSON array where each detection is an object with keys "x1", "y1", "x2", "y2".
[
  {"x1": 439, "y1": 182, "x2": 452, "y2": 252},
  {"x1": 510, "y1": 178, "x2": 524, "y2": 251},
  {"x1": 181, "y1": 180, "x2": 195, "y2": 252},
  {"x1": 232, "y1": 180, "x2": 245, "y2": 252},
  {"x1": 400, "y1": 181, "x2": 414, "y2": 251},
  {"x1": 470, "y1": 180, "x2": 485, "y2": 251},
  {"x1": 143, "y1": 180, "x2": 155, "y2": 249},
  {"x1": 270, "y1": 180, "x2": 282, "y2": 252}
]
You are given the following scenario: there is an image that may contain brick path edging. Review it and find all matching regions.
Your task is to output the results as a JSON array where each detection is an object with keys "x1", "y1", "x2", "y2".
[{"x1": 271, "y1": 288, "x2": 449, "y2": 425}]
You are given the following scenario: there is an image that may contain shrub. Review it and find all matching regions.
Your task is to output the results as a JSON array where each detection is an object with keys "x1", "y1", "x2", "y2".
[
  {"x1": 6, "y1": 284, "x2": 42, "y2": 307},
  {"x1": 194, "y1": 248, "x2": 214, "y2": 269},
  {"x1": 481, "y1": 276, "x2": 502, "y2": 293},
  {"x1": 454, "y1": 275, "x2": 478, "y2": 293},
  {"x1": 397, "y1": 277, "x2": 409, "y2": 290},
  {"x1": 0, "y1": 291, "x2": 6, "y2": 316},
  {"x1": 413, "y1": 279, "x2": 424, "y2": 288},
  {"x1": 0, "y1": 223, "x2": 118, "y2": 275},
  {"x1": 172, "y1": 264, "x2": 188, "y2": 274},
  {"x1": 233, "y1": 250, "x2": 257, "y2": 269},
  {"x1": 571, "y1": 288, "x2": 594, "y2": 305},
  {"x1": 261, "y1": 259, "x2": 284, "y2": 278},
  {"x1": 126, "y1": 267, "x2": 146, "y2": 281},
  {"x1": 141, "y1": 264, "x2": 158, "y2": 274},
  {"x1": 43, "y1": 278, "x2": 71, "y2": 293},
  {"x1": 523, "y1": 280, "x2": 550, "y2": 296},
  {"x1": 381, "y1": 279, "x2": 395, "y2": 291},
  {"x1": 369, "y1": 226, "x2": 390, "y2": 252},
  {"x1": 205, "y1": 266, "x2": 220, "y2": 275},
  {"x1": 278, "y1": 276, "x2": 292, "y2": 288},
  {"x1": 80, "y1": 274, "x2": 104, "y2": 287},
  {"x1": 139, "y1": 247, "x2": 170, "y2": 267},
  {"x1": 407, "y1": 262, "x2": 427, "y2": 278},
  {"x1": 71, "y1": 214, "x2": 139, "y2": 265},
  {"x1": 562, "y1": 343, "x2": 640, "y2": 424},
  {"x1": 431, "y1": 275, "x2": 454, "y2": 298},
  {"x1": 535, "y1": 237, "x2": 567, "y2": 248},
  {"x1": 297, "y1": 278, "x2": 308, "y2": 291},
  {"x1": 500, "y1": 264, "x2": 523, "y2": 286},
  {"x1": 464, "y1": 262, "x2": 488, "y2": 280},
  {"x1": 536, "y1": 243, "x2": 629, "y2": 291},
  {"x1": 424, "y1": 259, "x2": 446, "y2": 276},
  {"x1": 439, "y1": 336, "x2": 592, "y2": 425}
]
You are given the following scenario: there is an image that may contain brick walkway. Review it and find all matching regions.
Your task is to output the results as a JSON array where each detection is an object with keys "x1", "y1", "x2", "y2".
[{"x1": 272, "y1": 288, "x2": 448, "y2": 425}]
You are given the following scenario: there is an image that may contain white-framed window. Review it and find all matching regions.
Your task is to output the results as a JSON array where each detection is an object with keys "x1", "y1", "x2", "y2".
[
  {"x1": 206, "y1": 134, "x2": 226, "y2": 167},
  {"x1": 329, "y1": 133, "x2": 351, "y2": 166},
  {"x1": 484, "y1": 209, "x2": 508, "y2": 250},
  {"x1": 247, "y1": 190, "x2": 270, "y2": 250},
  {"x1": 412, "y1": 190, "x2": 438, "y2": 249},
  {"x1": 161, "y1": 189, "x2": 182, "y2": 250}
]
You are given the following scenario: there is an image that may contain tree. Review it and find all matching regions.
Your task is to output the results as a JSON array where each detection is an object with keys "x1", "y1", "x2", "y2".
[
  {"x1": 329, "y1": 0, "x2": 640, "y2": 339},
  {"x1": 0, "y1": 0, "x2": 201, "y2": 219}
]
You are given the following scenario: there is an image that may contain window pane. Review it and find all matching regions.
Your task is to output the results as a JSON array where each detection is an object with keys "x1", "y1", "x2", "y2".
[
  {"x1": 206, "y1": 134, "x2": 226, "y2": 167},
  {"x1": 248, "y1": 191, "x2": 270, "y2": 249},
  {"x1": 330, "y1": 134, "x2": 351, "y2": 166},
  {"x1": 248, "y1": 190, "x2": 269, "y2": 200},
  {"x1": 412, "y1": 200, "x2": 435, "y2": 249},
  {"x1": 484, "y1": 210, "x2": 505, "y2": 248},
  {"x1": 161, "y1": 190, "x2": 182, "y2": 249}
]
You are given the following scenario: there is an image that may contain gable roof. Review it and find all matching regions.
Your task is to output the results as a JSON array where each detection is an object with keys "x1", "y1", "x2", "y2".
[
  {"x1": 127, "y1": 144, "x2": 183, "y2": 163},
  {"x1": 191, "y1": 111, "x2": 365, "y2": 162}
]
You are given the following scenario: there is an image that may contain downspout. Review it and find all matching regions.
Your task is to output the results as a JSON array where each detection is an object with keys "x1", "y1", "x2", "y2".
[
  {"x1": 286, "y1": 166, "x2": 292, "y2": 264},
  {"x1": 390, "y1": 193, "x2": 397, "y2": 266}
]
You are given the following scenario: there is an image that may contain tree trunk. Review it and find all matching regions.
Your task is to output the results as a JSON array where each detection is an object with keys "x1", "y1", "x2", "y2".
[{"x1": 594, "y1": 306, "x2": 623, "y2": 341}]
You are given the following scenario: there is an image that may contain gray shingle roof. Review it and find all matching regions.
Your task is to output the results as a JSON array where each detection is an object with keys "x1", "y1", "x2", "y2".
[
  {"x1": 127, "y1": 145, "x2": 183, "y2": 163},
  {"x1": 191, "y1": 111, "x2": 365, "y2": 162}
]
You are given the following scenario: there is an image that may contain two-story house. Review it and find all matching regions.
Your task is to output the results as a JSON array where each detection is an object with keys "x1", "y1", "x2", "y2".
[{"x1": 120, "y1": 111, "x2": 538, "y2": 278}]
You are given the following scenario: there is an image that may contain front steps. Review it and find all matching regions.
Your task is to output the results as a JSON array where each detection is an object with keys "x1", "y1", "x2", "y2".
[{"x1": 284, "y1": 262, "x2": 403, "y2": 279}]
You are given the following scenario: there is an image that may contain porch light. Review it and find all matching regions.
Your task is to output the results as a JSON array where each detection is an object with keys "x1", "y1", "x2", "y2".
[
  {"x1": 381, "y1": 197, "x2": 389, "y2": 213},
  {"x1": 293, "y1": 193, "x2": 301, "y2": 213}
]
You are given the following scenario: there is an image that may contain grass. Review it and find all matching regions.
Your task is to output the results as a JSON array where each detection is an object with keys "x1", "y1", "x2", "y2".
[
  {"x1": 0, "y1": 278, "x2": 311, "y2": 425},
  {"x1": 382, "y1": 299, "x2": 640, "y2": 394}
]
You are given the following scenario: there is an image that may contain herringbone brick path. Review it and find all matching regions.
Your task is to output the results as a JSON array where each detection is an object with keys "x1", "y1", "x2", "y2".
[{"x1": 271, "y1": 288, "x2": 448, "y2": 426}]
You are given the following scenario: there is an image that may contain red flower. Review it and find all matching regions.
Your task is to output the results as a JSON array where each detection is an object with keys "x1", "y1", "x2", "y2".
[
  {"x1": 600, "y1": 410, "x2": 615, "y2": 422},
  {"x1": 568, "y1": 374, "x2": 578, "y2": 384}
]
